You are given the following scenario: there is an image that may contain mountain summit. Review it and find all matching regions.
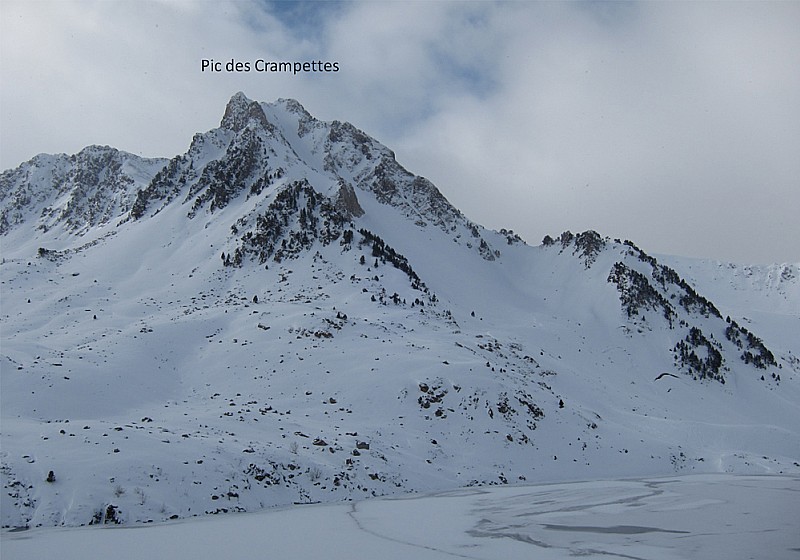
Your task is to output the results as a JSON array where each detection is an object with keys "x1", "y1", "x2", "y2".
[
  {"x1": 220, "y1": 91, "x2": 273, "y2": 133},
  {"x1": 1, "y1": 94, "x2": 798, "y2": 528}
]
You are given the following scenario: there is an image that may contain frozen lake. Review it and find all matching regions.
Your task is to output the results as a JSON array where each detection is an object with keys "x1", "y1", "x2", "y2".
[{"x1": 3, "y1": 474, "x2": 798, "y2": 559}]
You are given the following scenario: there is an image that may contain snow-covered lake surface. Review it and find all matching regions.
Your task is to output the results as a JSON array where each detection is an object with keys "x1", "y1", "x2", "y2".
[{"x1": 3, "y1": 474, "x2": 798, "y2": 560}]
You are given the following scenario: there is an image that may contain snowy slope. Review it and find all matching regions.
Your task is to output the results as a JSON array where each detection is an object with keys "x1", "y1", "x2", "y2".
[
  {"x1": 1, "y1": 93, "x2": 798, "y2": 529},
  {"x1": 658, "y1": 255, "x2": 800, "y2": 357},
  {"x1": 0, "y1": 146, "x2": 166, "y2": 239}
]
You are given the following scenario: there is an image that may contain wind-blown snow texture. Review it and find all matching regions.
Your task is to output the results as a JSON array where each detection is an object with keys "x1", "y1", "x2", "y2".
[{"x1": 1, "y1": 93, "x2": 798, "y2": 529}]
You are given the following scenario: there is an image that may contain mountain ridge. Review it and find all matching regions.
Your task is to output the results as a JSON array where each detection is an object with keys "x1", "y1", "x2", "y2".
[{"x1": 1, "y1": 93, "x2": 798, "y2": 528}]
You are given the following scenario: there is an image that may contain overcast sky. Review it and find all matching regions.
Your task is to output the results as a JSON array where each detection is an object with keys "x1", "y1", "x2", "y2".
[{"x1": 2, "y1": 1, "x2": 798, "y2": 264}]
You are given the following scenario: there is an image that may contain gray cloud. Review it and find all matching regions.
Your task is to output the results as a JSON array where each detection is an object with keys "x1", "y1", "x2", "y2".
[{"x1": 1, "y1": 0, "x2": 798, "y2": 264}]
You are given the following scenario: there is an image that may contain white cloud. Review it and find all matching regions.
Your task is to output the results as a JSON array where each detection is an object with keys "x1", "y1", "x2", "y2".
[
  {"x1": 387, "y1": 2, "x2": 800, "y2": 263},
  {"x1": 1, "y1": 0, "x2": 798, "y2": 263}
]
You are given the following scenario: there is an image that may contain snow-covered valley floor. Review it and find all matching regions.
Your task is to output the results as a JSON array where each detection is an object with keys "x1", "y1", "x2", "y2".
[{"x1": 3, "y1": 473, "x2": 797, "y2": 560}]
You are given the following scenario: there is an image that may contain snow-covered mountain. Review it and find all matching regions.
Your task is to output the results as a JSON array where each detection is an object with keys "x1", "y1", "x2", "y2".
[
  {"x1": 0, "y1": 145, "x2": 166, "y2": 236},
  {"x1": 1, "y1": 93, "x2": 798, "y2": 529}
]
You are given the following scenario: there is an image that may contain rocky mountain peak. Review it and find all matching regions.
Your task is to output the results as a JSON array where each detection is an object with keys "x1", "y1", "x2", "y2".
[
  {"x1": 276, "y1": 98, "x2": 312, "y2": 119},
  {"x1": 0, "y1": 146, "x2": 166, "y2": 235},
  {"x1": 220, "y1": 91, "x2": 273, "y2": 133}
]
